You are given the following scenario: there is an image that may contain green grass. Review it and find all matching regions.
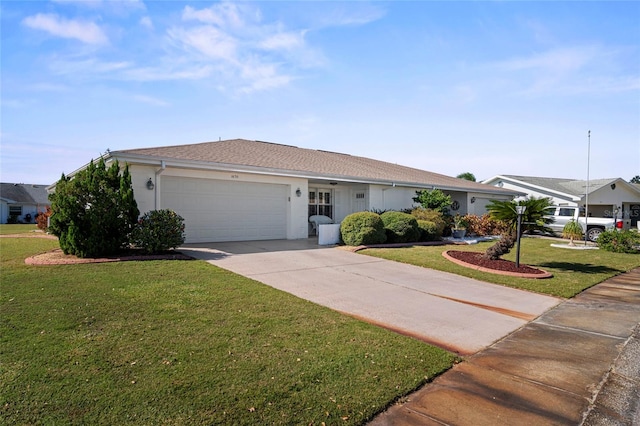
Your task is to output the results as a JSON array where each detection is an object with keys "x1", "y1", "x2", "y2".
[
  {"x1": 0, "y1": 224, "x2": 40, "y2": 235},
  {"x1": 1, "y1": 237, "x2": 456, "y2": 425},
  {"x1": 361, "y1": 237, "x2": 640, "y2": 298}
]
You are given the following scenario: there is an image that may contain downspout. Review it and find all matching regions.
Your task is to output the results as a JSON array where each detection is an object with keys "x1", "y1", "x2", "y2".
[{"x1": 154, "y1": 160, "x2": 166, "y2": 210}]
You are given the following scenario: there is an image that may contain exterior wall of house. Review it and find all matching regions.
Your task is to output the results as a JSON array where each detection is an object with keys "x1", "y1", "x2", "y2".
[
  {"x1": 0, "y1": 200, "x2": 8, "y2": 224},
  {"x1": 466, "y1": 192, "x2": 513, "y2": 216},
  {"x1": 1, "y1": 202, "x2": 40, "y2": 224},
  {"x1": 368, "y1": 185, "x2": 418, "y2": 212},
  {"x1": 127, "y1": 164, "x2": 309, "y2": 240}
]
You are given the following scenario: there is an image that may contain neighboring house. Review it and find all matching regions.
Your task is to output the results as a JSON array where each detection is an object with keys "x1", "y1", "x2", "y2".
[
  {"x1": 62, "y1": 139, "x2": 520, "y2": 243},
  {"x1": 0, "y1": 183, "x2": 50, "y2": 224},
  {"x1": 482, "y1": 175, "x2": 640, "y2": 228}
]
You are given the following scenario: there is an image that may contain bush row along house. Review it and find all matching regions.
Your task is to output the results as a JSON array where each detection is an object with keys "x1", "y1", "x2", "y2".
[
  {"x1": 482, "y1": 175, "x2": 640, "y2": 228},
  {"x1": 56, "y1": 139, "x2": 520, "y2": 243},
  {"x1": 0, "y1": 183, "x2": 50, "y2": 224}
]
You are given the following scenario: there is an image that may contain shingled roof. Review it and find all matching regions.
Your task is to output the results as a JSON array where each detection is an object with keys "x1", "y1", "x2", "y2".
[
  {"x1": 500, "y1": 175, "x2": 624, "y2": 197},
  {"x1": 0, "y1": 183, "x2": 50, "y2": 204},
  {"x1": 114, "y1": 139, "x2": 515, "y2": 194}
]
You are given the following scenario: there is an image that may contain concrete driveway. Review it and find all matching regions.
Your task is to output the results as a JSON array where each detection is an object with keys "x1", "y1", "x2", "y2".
[{"x1": 180, "y1": 239, "x2": 561, "y2": 355}]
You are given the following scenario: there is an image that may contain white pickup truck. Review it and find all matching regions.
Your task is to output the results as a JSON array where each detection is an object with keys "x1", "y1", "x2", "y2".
[{"x1": 544, "y1": 206, "x2": 625, "y2": 242}]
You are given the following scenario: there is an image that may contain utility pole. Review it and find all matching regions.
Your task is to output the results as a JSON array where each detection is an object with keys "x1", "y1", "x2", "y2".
[{"x1": 585, "y1": 130, "x2": 590, "y2": 245}]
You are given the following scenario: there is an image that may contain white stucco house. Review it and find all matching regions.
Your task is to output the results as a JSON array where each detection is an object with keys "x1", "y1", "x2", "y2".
[
  {"x1": 0, "y1": 183, "x2": 50, "y2": 224},
  {"x1": 482, "y1": 175, "x2": 640, "y2": 228},
  {"x1": 60, "y1": 139, "x2": 520, "y2": 243}
]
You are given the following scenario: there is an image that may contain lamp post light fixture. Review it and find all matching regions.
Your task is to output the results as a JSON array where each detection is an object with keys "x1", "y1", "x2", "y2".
[{"x1": 515, "y1": 205, "x2": 527, "y2": 268}]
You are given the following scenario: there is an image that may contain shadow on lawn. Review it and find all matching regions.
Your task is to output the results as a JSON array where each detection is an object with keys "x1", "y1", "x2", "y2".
[{"x1": 537, "y1": 262, "x2": 622, "y2": 275}]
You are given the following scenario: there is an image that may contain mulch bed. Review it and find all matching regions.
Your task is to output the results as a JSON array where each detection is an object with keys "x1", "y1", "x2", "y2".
[{"x1": 444, "y1": 250, "x2": 552, "y2": 278}]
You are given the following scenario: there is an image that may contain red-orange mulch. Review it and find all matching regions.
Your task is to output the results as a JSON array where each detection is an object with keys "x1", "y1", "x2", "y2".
[{"x1": 443, "y1": 250, "x2": 552, "y2": 279}]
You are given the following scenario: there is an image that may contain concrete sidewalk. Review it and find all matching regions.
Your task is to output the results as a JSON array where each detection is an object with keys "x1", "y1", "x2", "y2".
[
  {"x1": 181, "y1": 239, "x2": 560, "y2": 355},
  {"x1": 370, "y1": 267, "x2": 640, "y2": 425}
]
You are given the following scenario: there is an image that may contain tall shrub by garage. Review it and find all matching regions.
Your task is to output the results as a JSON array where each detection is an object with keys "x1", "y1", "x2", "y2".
[
  {"x1": 48, "y1": 158, "x2": 139, "y2": 258},
  {"x1": 340, "y1": 212, "x2": 386, "y2": 246},
  {"x1": 380, "y1": 211, "x2": 421, "y2": 243},
  {"x1": 132, "y1": 209, "x2": 186, "y2": 254}
]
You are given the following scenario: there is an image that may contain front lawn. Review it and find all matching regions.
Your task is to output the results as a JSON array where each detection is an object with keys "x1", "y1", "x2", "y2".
[
  {"x1": 361, "y1": 237, "x2": 640, "y2": 298},
  {"x1": 0, "y1": 237, "x2": 456, "y2": 425},
  {"x1": 0, "y1": 224, "x2": 40, "y2": 235}
]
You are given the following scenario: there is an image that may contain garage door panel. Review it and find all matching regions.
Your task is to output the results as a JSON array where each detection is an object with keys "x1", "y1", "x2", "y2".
[{"x1": 161, "y1": 176, "x2": 287, "y2": 243}]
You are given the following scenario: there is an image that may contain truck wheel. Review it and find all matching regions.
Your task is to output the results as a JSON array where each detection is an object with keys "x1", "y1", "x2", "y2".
[{"x1": 587, "y1": 227, "x2": 603, "y2": 242}]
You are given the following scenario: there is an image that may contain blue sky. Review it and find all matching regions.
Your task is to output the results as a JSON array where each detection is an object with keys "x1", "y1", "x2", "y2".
[{"x1": 2, "y1": 1, "x2": 639, "y2": 185}]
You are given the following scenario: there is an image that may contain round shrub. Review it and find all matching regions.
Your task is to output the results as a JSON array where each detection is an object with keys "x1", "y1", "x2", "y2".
[
  {"x1": 340, "y1": 212, "x2": 386, "y2": 246},
  {"x1": 410, "y1": 207, "x2": 446, "y2": 237},
  {"x1": 417, "y1": 220, "x2": 439, "y2": 241},
  {"x1": 132, "y1": 209, "x2": 186, "y2": 254},
  {"x1": 380, "y1": 211, "x2": 421, "y2": 243},
  {"x1": 597, "y1": 230, "x2": 640, "y2": 254}
]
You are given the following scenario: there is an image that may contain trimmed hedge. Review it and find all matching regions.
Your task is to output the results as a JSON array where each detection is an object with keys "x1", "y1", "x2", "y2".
[
  {"x1": 380, "y1": 211, "x2": 421, "y2": 244},
  {"x1": 340, "y1": 212, "x2": 387, "y2": 246},
  {"x1": 410, "y1": 208, "x2": 446, "y2": 238},
  {"x1": 417, "y1": 220, "x2": 439, "y2": 241},
  {"x1": 132, "y1": 209, "x2": 186, "y2": 254}
]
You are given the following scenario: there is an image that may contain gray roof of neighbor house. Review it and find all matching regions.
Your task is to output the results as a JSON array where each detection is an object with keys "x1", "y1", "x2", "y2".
[
  {"x1": 498, "y1": 175, "x2": 635, "y2": 197},
  {"x1": 112, "y1": 139, "x2": 518, "y2": 195},
  {"x1": 0, "y1": 183, "x2": 50, "y2": 204}
]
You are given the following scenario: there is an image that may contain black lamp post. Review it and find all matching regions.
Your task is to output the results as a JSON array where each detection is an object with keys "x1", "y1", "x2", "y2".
[{"x1": 515, "y1": 205, "x2": 527, "y2": 268}]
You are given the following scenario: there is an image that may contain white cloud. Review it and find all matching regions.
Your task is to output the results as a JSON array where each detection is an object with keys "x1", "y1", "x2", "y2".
[
  {"x1": 492, "y1": 45, "x2": 639, "y2": 96},
  {"x1": 182, "y1": 3, "x2": 251, "y2": 29},
  {"x1": 139, "y1": 16, "x2": 153, "y2": 30},
  {"x1": 167, "y1": 25, "x2": 237, "y2": 61},
  {"x1": 51, "y1": 0, "x2": 145, "y2": 14},
  {"x1": 259, "y1": 31, "x2": 306, "y2": 51},
  {"x1": 131, "y1": 94, "x2": 169, "y2": 107},
  {"x1": 122, "y1": 65, "x2": 214, "y2": 82},
  {"x1": 50, "y1": 57, "x2": 130, "y2": 75},
  {"x1": 22, "y1": 13, "x2": 108, "y2": 45}
]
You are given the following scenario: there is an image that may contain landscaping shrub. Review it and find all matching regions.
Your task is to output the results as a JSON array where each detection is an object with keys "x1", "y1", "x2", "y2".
[
  {"x1": 48, "y1": 158, "x2": 139, "y2": 258},
  {"x1": 463, "y1": 214, "x2": 507, "y2": 236},
  {"x1": 35, "y1": 206, "x2": 52, "y2": 231},
  {"x1": 410, "y1": 207, "x2": 445, "y2": 237},
  {"x1": 412, "y1": 189, "x2": 452, "y2": 214},
  {"x1": 597, "y1": 230, "x2": 640, "y2": 254},
  {"x1": 417, "y1": 220, "x2": 439, "y2": 241},
  {"x1": 380, "y1": 211, "x2": 421, "y2": 243},
  {"x1": 340, "y1": 212, "x2": 386, "y2": 246},
  {"x1": 132, "y1": 209, "x2": 186, "y2": 254}
]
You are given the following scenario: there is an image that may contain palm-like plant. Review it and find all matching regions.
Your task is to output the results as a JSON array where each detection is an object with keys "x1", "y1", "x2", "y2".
[
  {"x1": 562, "y1": 220, "x2": 583, "y2": 246},
  {"x1": 483, "y1": 197, "x2": 555, "y2": 260}
]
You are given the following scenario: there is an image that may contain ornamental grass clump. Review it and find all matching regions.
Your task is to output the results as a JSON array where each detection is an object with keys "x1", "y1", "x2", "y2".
[
  {"x1": 132, "y1": 209, "x2": 186, "y2": 254},
  {"x1": 562, "y1": 220, "x2": 583, "y2": 246}
]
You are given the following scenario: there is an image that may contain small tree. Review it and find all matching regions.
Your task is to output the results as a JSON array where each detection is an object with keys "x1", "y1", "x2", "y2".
[
  {"x1": 483, "y1": 197, "x2": 554, "y2": 260},
  {"x1": 456, "y1": 172, "x2": 476, "y2": 182},
  {"x1": 562, "y1": 220, "x2": 583, "y2": 246},
  {"x1": 630, "y1": 175, "x2": 640, "y2": 184},
  {"x1": 48, "y1": 158, "x2": 139, "y2": 258},
  {"x1": 412, "y1": 189, "x2": 452, "y2": 214}
]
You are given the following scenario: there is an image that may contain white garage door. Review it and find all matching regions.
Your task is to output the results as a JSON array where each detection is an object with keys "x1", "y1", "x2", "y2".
[{"x1": 161, "y1": 176, "x2": 288, "y2": 243}]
